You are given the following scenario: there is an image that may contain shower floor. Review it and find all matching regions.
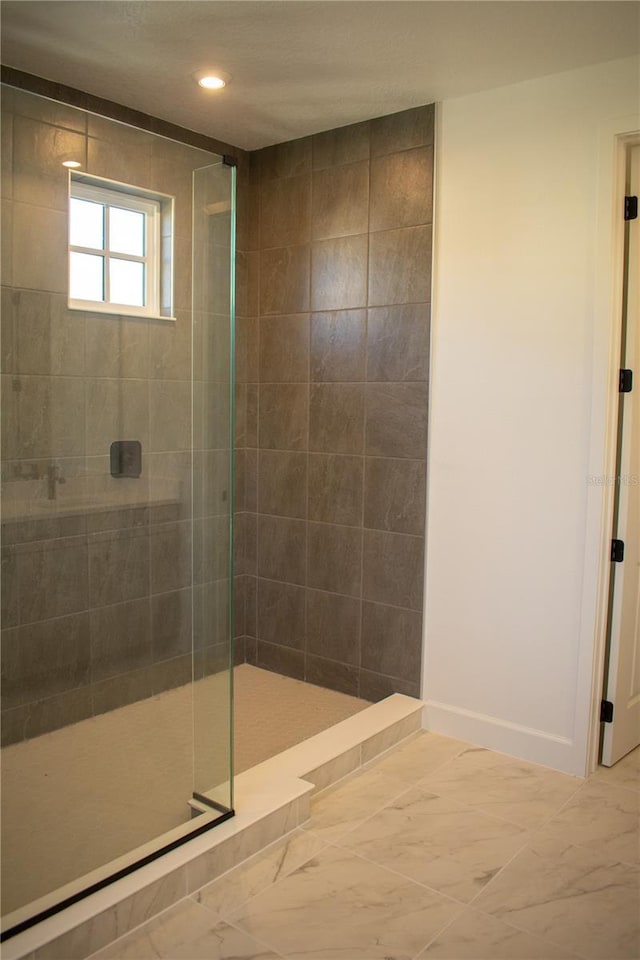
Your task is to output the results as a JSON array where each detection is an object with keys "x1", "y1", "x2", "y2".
[{"x1": 1, "y1": 665, "x2": 368, "y2": 917}]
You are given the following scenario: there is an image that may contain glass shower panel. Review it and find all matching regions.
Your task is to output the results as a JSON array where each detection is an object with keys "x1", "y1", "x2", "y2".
[
  {"x1": 192, "y1": 162, "x2": 235, "y2": 811},
  {"x1": 0, "y1": 84, "x2": 234, "y2": 933}
]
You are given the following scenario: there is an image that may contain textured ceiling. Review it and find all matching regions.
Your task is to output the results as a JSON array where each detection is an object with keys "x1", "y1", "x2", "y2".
[{"x1": 1, "y1": 1, "x2": 639, "y2": 151}]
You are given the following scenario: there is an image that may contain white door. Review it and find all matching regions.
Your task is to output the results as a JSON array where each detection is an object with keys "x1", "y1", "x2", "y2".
[{"x1": 602, "y1": 144, "x2": 640, "y2": 766}]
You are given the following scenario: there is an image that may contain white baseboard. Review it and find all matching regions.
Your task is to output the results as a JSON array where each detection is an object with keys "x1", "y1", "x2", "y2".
[{"x1": 422, "y1": 699, "x2": 586, "y2": 777}]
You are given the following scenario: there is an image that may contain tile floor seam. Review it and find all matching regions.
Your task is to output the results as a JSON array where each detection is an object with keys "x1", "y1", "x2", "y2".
[
  {"x1": 406, "y1": 904, "x2": 470, "y2": 960},
  {"x1": 224, "y1": 917, "x2": 290, "y2": 959},
  {"x1": 596, "y1": 780, "x2": 640, "y2": 796},
  {"x1": 500, "y1": 772, "x2": 629, "y2": 869},
  {"x1": 361, "y1": 736, "x2": 469, "y2": 783},
  {"x1": 397, "y1": 780, "x2": 556, "y2": 834},
  {"x1": 409, "y1": 905, "x2": 464, "y2": 960},
  {"x1": 457, "y1": 794, "x2": 584, "y2": 914},
  {"x1": 534, "y1": 780, "x2": 640, "y2": 872},
  {"x1": 477, "y1": 901, "x2": 592, "y2": 960},
  {"x1": 192, "y1": 837, "x2": 333, "y2": 925},
  {"x1": 458, "y1": 830, "x2": 639, "y2": 960},
  {"x1": 318, "y1": 836, "x2": 475, "y2": 912},
  {"x1": 590, "y1": 774, "x2": 640, "y2": 797},
  {"x1": 417, "y1": 764, "x2": 587, "y2": 836},
  {"x1": 300, "y1": 778, "x2": 417, "y2": 843},
  {"x1": 436, "y1": 903, "x2": 590, "y2": 960}
]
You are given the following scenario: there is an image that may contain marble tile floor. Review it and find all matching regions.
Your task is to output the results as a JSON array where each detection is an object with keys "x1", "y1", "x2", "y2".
[{"x1": 88, "y1": 736, "x2": 640, "y2": 960}]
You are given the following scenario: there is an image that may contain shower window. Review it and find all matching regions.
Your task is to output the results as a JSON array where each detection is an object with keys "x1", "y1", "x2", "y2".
[{"x1": 68, "y1": 173, "x2": 171, "y2": 317}]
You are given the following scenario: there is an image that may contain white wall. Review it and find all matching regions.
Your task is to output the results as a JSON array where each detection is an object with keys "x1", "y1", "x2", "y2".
[{"x1": 424, "y1": 56, "x2": 640, "y2": 776}]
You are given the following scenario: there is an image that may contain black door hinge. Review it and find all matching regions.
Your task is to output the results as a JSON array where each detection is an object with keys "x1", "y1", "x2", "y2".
[
  {"x1": 600, "y1": 700, "x2": 614, "y2": 723},
  {"x1": 620, "y1": 369, "x2": 633, "y2": 393},
  {"x1": 625, "y1": 196, "x2": 638, "y2": 221},
  {"x1": 611, "y1": 539, "x2": 625, "y2": 562}
]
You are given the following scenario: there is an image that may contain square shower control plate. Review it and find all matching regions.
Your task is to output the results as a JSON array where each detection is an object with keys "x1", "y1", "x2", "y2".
[{"x1": 110, "y1": 440, "x2": 142, "y2": 478}]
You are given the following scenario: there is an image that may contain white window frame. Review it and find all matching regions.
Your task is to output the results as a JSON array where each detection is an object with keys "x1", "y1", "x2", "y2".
[{"x1": 68, "y1": 175, "x2": 162, "y2": 318}]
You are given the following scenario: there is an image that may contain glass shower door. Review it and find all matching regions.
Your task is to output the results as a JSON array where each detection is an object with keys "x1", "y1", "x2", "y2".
[{"x1": 0, "y1": 84, "x2": 235, "y2": 935}]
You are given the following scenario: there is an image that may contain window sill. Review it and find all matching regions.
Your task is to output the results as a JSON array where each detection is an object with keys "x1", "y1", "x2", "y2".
[{"x1": 68, "y1": 306, "x2": 176, "y2": 322}]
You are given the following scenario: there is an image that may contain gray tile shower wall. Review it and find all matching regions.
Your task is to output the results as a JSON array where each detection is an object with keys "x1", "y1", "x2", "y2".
[
  {"x1": 1, "y1": 86, "x2": 240, "y2": 744},
  {"x1": 235, "y1": 105, "x2": 434, "y2": 700}
]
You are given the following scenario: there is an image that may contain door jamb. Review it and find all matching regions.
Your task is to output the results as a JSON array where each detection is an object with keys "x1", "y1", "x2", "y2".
[{"x1": 587, "y1": 130, "x2": 640, "y2": 775}]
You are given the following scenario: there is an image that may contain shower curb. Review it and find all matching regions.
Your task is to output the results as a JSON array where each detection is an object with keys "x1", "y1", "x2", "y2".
[{"x1": 3, "y1": 694, "x2": 424, "y2": 960}]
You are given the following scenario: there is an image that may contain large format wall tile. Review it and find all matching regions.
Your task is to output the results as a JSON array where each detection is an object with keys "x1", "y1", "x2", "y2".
[
  {"x1": 148, "y1": 380, "x2": 190, "y2": 453},
  {"x1": 306, "y1": 589, "x2": 360, "y2": 665},
  {"x1": 311, "y1": 235, "x2": 368, "y2": 311},
  {"x1": 257, "y1": 638, "x2": 305, "y2": 680},
  {"x1": 368, "y1": 224, "x2": 432, "y2": 306},
  {"x1": 258, "y1": 449, "x2": 307, "y2": 519},
  {"x1": 312, "y1": 121, "x2": 370, "y2": 169},
  {"x1": 310, "y1": 309, "x2": 366, "y2": 382},
  {"x1": 260, "y1": 174, "x2": 311, "y2": 248},
  {"x1": 244, "y1": 104, "x2": 434, "y2": 699},
  {"x1": 306, "y1": 653, "x2": 359, "y2": 697},
  {"x1": 307, "y1": 522, "x2": 362, "y2": 597},
  {"x1": 88, "y1": 528, "x2": 149, "y2": 608},
  {"x1": 364, "y1": 456, "x2": 426, "y2": 535},
  {"x1": 259, "y1": 315, "x2": 309, "y2": 382},
  {"x1": 1, "y1": 546, "x2": 18, "y2": 628},
  {"x1": 3, "y1": 375, "x2": 86, "y2": 460},
  {"x1": 0, "y1": 111, "x2": 12, "y2": 200},
  {"x1": 257, "y1": 578, "x2": 306, "y2": 649},
  {"x1": 363, "y1": 529, "x2": 425, "y2": 610},
  {"x1": 12, "y1": 202, "x2": 67, "y2": 293},
  {"x1": 151, "y1": 588, "x2": 192, "y2": 661},
  {"x1": 14, "y1": 291, "x2": 85, "y2": 377},
  {"x1": 370, "y1": 104, "x2": 434, "y2": 158},
  {"x1": 90, "y1": 598, "x2": 151, "y2": 683},
  {"x1": 309, "y1": 383, "x2": 364, "y2": 454},
  {"x1": 259, "y1": 383, "x2": 308, "y2": 451},
  {"x1": 367, "y1": 303, "x2": 430, "y2": 381},
  {"x1": 361, "y1": 601, "x2": 423, "y2": 681},
  {"x1": 370, "y1": 147, "x2": 433, "y2": 232},
  {"x1": 260, "y1": 245, "x2": 310, "y2": 315},
  {"x1": 2, "y1": 613, "x2": 90, "y2": 708},
  {"x1": 258, "y1": 137, "x2": 312, "y2": 181},
  {"x1": 312, "y1": 161, "x2": 369, "y2": 240},
  {"x1": 366, "y1": 382, "x2": 428, "y2": 459},
  {"x1": 360, "y1": 669, "x2": 421, "y2": 702},
  {"x1": 13, "y1": 117, "x2": 86, "y2": 211},
  {"x1": 149, "y1": 520, "x2": 192, "y2": 595},
  {"x1": 257, "y1": 515, "x2": 307, "y2": 585},
  {"x1": 17, "y1": 536, "x2": 89, "y2": 623},
  {"x1": 308, "y1": 453, "x2": 363, "y2": 526}
]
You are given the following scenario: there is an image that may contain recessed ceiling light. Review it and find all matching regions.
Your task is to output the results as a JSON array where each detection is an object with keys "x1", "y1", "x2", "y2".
[
  {"x1": 62, "y1": 160, "x2": 82, "y2": 168},
  {"x1": 194, "y1": 70, "x2": 230, "y2": 90},
  {"x1": 199, "y1": 76, "x2": 226, "y2": 89}
]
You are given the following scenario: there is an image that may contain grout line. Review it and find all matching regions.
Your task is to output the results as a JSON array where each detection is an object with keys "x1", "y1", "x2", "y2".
[{"x1": 224, "y1": 919, "x2": 289, "y2": 958}]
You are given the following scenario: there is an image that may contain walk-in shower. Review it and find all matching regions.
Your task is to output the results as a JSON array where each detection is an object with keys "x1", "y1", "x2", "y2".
[{"x1": 0, "y1": 82, "x2": 235, "y2": 934}]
